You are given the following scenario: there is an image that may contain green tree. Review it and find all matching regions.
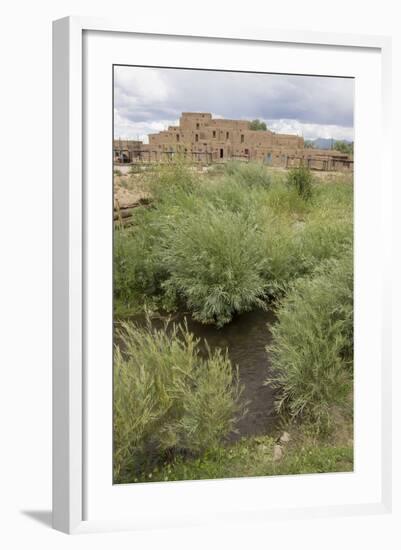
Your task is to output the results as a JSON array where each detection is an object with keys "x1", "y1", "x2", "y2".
[
  {"x1": 333, "y1": 141, "x2": 353, "y2": 156},
  {"x1": 249, "y1": 119, "x2": 267, "y2": 131}
]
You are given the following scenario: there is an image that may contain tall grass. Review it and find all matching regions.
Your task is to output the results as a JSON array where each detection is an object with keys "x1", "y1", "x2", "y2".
[
  {"x1": 114, "y1": 318, "x2": 244, "y2": 482},
  {"x1": 266, "y1": 254, "x2": 353, "y2": 432}
]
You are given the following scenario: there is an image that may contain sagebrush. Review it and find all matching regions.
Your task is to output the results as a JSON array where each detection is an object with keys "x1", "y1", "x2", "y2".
[
  {"x1": 114, "y1": 162, "x2": 352, "y2": 324},
  {"x1": 266, "y1": 253, "x2": 353, "y2": 432},
  {"x1": 286, "y1": 165, "x2": 314, "y2": 200},
  {"x1": 113, "y1": 317, "x2": 245, "y2": 482}
]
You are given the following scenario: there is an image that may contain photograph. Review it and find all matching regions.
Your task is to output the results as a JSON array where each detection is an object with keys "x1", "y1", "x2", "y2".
[{"x1": 112, "y1": 65, "x2": 354, "y2": 485}]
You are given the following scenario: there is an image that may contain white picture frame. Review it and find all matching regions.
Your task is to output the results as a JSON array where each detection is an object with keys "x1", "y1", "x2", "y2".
[{"x1": 52, "y1": 16, "x2": 392, "y2": 534}]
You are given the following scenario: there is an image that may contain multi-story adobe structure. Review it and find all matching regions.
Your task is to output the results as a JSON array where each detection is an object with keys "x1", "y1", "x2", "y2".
[{"x1": 114, "y1": 112, "x2": 353, "y2": 171}]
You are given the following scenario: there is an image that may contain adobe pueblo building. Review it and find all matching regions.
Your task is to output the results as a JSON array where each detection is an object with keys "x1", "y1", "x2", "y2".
[{"x1": 114, "y1": 112, "x2": 353, "y2": 171}]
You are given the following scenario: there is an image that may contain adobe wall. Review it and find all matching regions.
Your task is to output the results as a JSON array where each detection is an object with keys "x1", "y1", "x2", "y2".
[
  {"x1": 115, "y1": 112, "x2": 353, "y2": 171},
  {"x1": 113, "y1": 139, "x2": 142, "y2": 162}
]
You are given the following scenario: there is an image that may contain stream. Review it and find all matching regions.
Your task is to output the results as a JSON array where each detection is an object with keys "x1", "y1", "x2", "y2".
[{"x1": 115, "y1": 308, "x2": 278, "y2": 441}]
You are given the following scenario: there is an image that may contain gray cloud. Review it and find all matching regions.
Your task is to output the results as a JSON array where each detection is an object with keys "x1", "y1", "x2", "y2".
[{"x1": 114, "y1": 66, "x2": 354, "y2": 141}]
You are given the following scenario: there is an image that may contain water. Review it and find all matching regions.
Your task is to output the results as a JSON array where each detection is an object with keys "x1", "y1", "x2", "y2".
[{"x1": 116, "y1": 308, "x2": 278, "y2": 440}]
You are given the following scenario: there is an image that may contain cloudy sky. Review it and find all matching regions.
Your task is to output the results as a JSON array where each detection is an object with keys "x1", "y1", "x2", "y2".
[{"x1": 114, "y1": 66, "x2": 354, "y2": 143}]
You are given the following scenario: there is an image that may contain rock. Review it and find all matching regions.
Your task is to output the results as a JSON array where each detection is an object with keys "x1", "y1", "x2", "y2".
[
  {"x1": 280, "y1": 431, "x2": 291, "y2": 444},
  {"x1": 273, "y1": 445, "x2": 284, "y2": 461}
]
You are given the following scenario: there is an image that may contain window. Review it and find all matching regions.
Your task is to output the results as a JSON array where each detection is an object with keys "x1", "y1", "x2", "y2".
[
  {"x1": 213, "y1": 130, "x2": 216, "y2": 138},
  {"x1": 226, "y1": 132, "x2": 229, "y2": 139},
  {"x1": 196, "y1": 123, "x2": 200, "y2": 129},
  {"x1": 176, "y1": 134, "x2": 180, "y2": 142},
  {"x1": 220, "y1": 148, "x2": 224, "y2": 158},
  {"x1": 195, "y1": 134, "x2": 199, "y2": 142},
  {"x1": 241, "y1": 135, "x2": 244, "y2": 143}
]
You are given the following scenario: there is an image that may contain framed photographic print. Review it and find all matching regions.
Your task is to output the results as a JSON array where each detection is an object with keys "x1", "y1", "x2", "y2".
[{"x1": 52, "y1": 17, "x2": 392, "y2": 534}]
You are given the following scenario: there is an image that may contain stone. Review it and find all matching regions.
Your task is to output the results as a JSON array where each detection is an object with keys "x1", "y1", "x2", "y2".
[
  {"x1": 273, "y1": 445, "x2": 284, "y2": 461},
  {"x1": 280, "y1": 431, "x2": 291, "y2": 444}
]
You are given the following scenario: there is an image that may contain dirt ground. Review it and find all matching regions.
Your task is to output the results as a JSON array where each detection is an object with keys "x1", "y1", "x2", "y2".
[{"x1": 114, "y1": 171, "x2": 150, "y2": 208}]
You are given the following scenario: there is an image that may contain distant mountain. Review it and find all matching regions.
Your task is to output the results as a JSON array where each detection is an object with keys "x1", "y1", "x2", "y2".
[{"x1": 305, "y1": 138, "x2": 353, "y2": 150}]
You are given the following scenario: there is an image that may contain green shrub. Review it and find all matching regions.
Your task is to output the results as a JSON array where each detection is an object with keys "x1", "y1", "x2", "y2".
[
  {"x1": 299, "y1": 218, "x2": 352, "y2": 270},
  {"x1": 114, "y1": 168, "x2": 122, "y2": 177},
  {"x1": 266, "y1": 254, "x2": 353, "y2": 432},
  {"x1": 114, "y1": 318, "x2": 244, "y2": 482},
  {"x1": 265, "y1": 182, "x2": 310, "y2": 218},
  {"x1": 113, "y1": 163, "x2": 353, "y2": 325},
  {"x1": 259, "y1": 207, "x2": 352, "y2": 298},
  {"x1": 200, "y1": 178, "x2": 262, "y2": 216},
  {"x1": 160, "y1": 205, "x2": 268, "y2": 326},
  {"x1": 224, "y1": 161, "x2": 272, "y2": 188},
  {"x1": 224, "y1": 160, "x2": 243, "y2": 177},
  {"x1": 313, "y1": 181, "x2": 353, "y2": 212},
  {"x1": 147, "y1": 158, "x2": 199, "y2": 202},
  {"x1": 261, "y1": 219, "x2": 305, "y2": 295},
  {"x1": 114, "y1": 224, "x2": 166, "y2": 313},
  {"x1": 249, "y1": 119, "x2": 268, "y2": 131},
  {"x1": 334, "y1": 140, "x2": 353, "y2": 156},
  {"x1": 286, "y1": 166, "x2": 313, "y2": 200}
]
